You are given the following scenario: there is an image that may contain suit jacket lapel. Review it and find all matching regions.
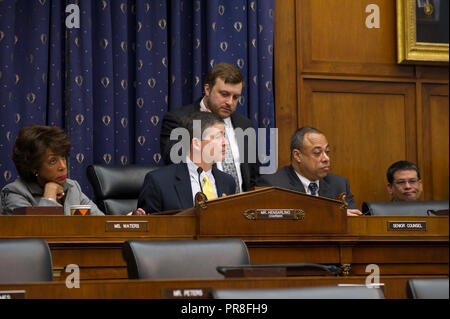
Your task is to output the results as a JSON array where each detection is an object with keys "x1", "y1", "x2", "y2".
[
  {"x1": 212, "y1": 166, "x2": 226, "y2": 197},
  {"x1": 318, "y1": 177, "x2": 330, "y2": 198},
  {"x1": 192, "y1": 99, "x2": 202, "y2": 112},
  {"x1": 287, "y1": 166, "x2": 306, "y2": 193},
  {"x1": 174, "y1": 163, "x2": 194, "y2": 208}
]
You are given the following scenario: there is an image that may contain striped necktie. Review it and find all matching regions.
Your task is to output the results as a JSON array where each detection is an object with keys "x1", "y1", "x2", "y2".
[{"x1": 222, "y1": 133, "x2": 240, "y2": 193}]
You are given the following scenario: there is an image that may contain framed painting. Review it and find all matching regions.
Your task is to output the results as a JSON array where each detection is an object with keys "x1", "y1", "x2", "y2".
[{"x1": 397, "y1": 0, "x2": 449, "y2": 64}]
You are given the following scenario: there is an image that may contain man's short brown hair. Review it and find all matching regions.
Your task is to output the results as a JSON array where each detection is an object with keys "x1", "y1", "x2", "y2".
[
  {"x1": 181, "y1": 111, "x2": 224, "y2": 142},
  {"x1": 204, "y1": 62, "x2": 244, "y2": 89}
]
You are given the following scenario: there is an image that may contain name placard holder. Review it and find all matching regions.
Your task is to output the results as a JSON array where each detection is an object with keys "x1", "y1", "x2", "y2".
[
  {"x1": 244, "y1": 209, "x2": 305, "y2": 220},
  {"x1": 387, "y1": 221, "x2": 427, "y2": 231},
  {"x1": 105, "y1": 221, "x2": 148, "y2": 232},
  {"x1": 162, "y1": 287, "x2": 212, "y2": 299},
  {"x1": 0, "y1": 290, "x2": 26, "y2": 299}
]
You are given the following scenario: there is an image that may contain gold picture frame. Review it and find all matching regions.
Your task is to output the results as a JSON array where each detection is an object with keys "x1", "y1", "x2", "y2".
[{"x1": 397, "y1": 0, "x2": 449, "y2": 65}]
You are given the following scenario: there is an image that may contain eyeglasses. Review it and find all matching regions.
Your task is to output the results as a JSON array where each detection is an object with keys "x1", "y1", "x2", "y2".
[{"x1": 393, "y1": 179, "x2": 420, "y2": 186}]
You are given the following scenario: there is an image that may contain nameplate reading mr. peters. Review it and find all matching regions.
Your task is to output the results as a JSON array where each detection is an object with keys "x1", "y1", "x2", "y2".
[
  {"x1": 105, "y1": 221, "x2": 148, "y2": 232},
  {"x1": 162, "y1": 287, "x2": 212, "y2": 299}
]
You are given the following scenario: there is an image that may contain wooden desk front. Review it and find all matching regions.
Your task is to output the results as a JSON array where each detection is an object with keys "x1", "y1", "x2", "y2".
[
  {"x1": 0, "y1": 275, "x2": 445, "y2": 299},
  {"x1": 0, "y1": 215, "x2": 447, "y2": 281}
]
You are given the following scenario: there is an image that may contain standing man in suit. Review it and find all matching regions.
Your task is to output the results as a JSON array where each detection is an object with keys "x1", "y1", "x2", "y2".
[
  {"x1": 160, "y1": 62, "x2": 258, "y2": 193},
  {"x1": 257, "y1": 126, "x2": 362, "y2": 216},
  {"x1": 138, "y1": 111, "x2": 236, "y2": 214},
  {"x1": 386, "y1": 161, "x2": 423, "y2": 202}
]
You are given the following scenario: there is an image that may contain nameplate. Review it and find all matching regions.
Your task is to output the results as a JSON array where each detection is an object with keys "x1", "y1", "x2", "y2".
[
  {"x1": 105, "y1": 221, "x2": 148, "y2": 232},
  {"x1": 387, "y1": 221, "x2": 427, "y2": 231},
  {"x1": 0, "y1": 290, "x2": 26, "y2": 299},
  {"x1": 162, "y1": 287, "x2": 212, "y2": 299},
  {"x1": 244, "y1": 209, "x2": 305, "y2": 220}
]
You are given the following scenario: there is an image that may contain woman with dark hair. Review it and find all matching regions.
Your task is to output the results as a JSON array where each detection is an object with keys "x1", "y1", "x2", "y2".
[{"x1": 1, "y1": 125, "x2": 104, "y2": 215}]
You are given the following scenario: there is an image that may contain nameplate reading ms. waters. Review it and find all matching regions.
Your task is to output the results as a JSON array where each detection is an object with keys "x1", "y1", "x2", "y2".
[
  {"x1": 387, "y1": 221, "x2": 427, "y2": 231},
  {"x1": 105, "y1": 221, "x2": 148, "y2": 232}
]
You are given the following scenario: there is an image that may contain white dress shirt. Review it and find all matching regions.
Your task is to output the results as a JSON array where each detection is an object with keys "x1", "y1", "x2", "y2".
[
  {"x1": 186, "y1": 156, "x2": 217, "y2": 201},
  {"x1": 295, "y1": 171, "x2": 320, "y2": 196}
]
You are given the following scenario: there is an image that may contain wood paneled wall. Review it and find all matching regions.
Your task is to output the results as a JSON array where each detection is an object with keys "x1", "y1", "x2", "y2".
[{"x1": 274, "y1": 0, "x2": 449, "y2": 208}]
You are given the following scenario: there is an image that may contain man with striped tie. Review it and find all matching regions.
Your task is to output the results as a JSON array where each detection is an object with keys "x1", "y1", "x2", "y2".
[
  {"x1": 257, "y1": 127, "x2": 362, "y2": 216},
  {"x1": 138, "y1": 112, "x2": 236, "y2": 214}
]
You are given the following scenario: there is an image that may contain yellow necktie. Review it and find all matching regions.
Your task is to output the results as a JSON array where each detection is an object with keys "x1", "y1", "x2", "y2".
[{"x1": 202, "y1": 175, "x2": 216, "y2": 200}]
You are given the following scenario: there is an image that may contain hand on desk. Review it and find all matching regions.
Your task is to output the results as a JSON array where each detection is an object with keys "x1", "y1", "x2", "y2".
[
  {"x1": 347, "y1": 209, "x2": 362, "y2": 216},
  {"x1": 127, "y1": 208, "x2": 146, "y2": 216}
]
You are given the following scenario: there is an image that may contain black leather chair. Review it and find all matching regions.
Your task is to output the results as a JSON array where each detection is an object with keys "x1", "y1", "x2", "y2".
[
  {"x1": 406, "y1": 278, "x2": 449, "y2": 299},
  {"x1": 212, "y1": 286, "x2": 385, "y2": 299},
  {"x1": 122, "y1": 239, "x2": 250, "y2": 279},
  {"x1": 0, "y1": 238, "x2": 53, "y2": 283},
  {"x1": 86, "y1": 164, "x2": 158, "y2": 215},
  {"x1": 362, "y1": 200, "x2": 449, "y2": 216}
]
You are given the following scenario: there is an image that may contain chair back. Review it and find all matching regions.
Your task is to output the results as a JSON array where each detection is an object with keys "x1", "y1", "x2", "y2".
[
  {"x1": 87, "y1": 164, "x2": 158, "y2": 215},
  {"x1": 122, "y1": 239, "x2": 250, "y2": 279},
  {"x1": 212, "y1": 286, "x2": 385, "y2": 299},
  {"x1": 362, "y1": 200, "x2": 449, "y2": 216},
  {"x1": 0, "y1": 238, "x2": 53, "y2": 283},
  {"x1": 406, "y1": 278, "x2": 449, "y2": 299}
]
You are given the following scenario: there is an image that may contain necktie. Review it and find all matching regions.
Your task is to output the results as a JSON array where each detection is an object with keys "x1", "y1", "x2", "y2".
[
  {"x1": 308, "y1": 182, "x2": 318, "y2": 196},
  {"x1": 222, "y1": 132, "x2": 240, "y2": 193},
  {"x1": 202, "y1": 175, "x2": 215, "y2": 200}
]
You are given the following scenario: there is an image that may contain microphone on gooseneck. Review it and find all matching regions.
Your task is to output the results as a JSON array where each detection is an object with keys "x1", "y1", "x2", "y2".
[{"x1": 197, "y1": 167, "x2": 204, "y2": 193}]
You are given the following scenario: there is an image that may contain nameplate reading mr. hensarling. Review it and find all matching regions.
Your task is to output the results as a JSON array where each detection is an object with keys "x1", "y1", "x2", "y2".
[{"x1": 244, "y1": 209, "x2": 305, "y2": 220}]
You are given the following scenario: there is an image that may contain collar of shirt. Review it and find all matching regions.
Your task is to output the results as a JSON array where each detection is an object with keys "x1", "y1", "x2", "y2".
[
  {"x1": 199, "y1": 98, "x2": 209, "y2": 112},
  {"x1": 186, "y1": 156, "x2": 217, "y2": 199},
  {"x1": 294, "y1": 171, "x2": 319, "y2": 195}
]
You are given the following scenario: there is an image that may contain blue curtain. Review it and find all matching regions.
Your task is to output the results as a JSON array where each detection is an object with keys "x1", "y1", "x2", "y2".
[{"x1": 0, "y1": 0, "x2": 274, "y2": 199}]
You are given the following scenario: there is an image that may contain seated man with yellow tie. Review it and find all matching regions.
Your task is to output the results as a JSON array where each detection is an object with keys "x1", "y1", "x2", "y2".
[{"x1": 137, "y1": 111, "x2": 236, "y2": 214}]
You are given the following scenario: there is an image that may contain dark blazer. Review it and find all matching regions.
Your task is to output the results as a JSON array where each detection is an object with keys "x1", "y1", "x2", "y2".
[
  {"x1": 160, "y1": 99, "x2": 258, "y2": 191},
  {"x1": 137, "y1": 163, "x2": 236, "y2": 214},
  {"x1": 257, "y1": 165, "x2": 358, "y2": 209}
]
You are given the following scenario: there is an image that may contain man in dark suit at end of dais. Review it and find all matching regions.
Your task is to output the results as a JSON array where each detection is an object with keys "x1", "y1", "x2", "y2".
[
  {"x1": 138, "y1": 111, "x2": 236, "y2": 214},
  {"x1": 257, "y1": 126, "x2": 362, "y2": 216}
]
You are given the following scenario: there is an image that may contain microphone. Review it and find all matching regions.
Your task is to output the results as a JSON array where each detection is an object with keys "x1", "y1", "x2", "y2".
[{"x1": 197, "y1": 167, "x2": 204, "y2": 193}]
